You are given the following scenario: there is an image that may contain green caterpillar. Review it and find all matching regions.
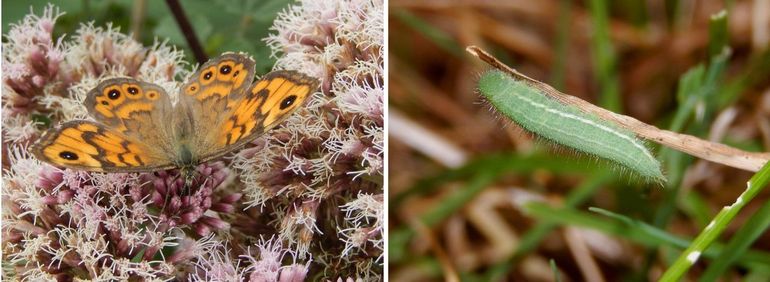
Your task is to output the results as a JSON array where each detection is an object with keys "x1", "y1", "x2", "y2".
[{"x1": 478, "y1": 70, "x2": 664, "y2": 182}]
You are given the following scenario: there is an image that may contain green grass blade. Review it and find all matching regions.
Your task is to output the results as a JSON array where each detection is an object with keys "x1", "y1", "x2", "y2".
[
  {"x1": 588, "y1": 0, "x2": 621, "y2": 112},
  {"x1": 550, "y1": 0, "x2": 572, "y2": 90},
  {"x1": 521, "y1": 202, "x2": 770, "y2": 267},
  {"x1": 393, "y1": 9, "x2": 464, "y2": 57},
  {"x1": 551, "y1": 259, "x2": 562, "y2": 282},
  {"x1": 659, "y1": 161, "x2": 770, "y2": 281},
  {"x1": 700, "y1": 198, "x2": 770, "y2": 281},
  {"x1": 707, "y1": 10, "x2": 728, "y2": 58}
]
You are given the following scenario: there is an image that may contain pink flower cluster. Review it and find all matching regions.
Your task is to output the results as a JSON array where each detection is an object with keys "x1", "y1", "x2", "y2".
[
  {"x1": 141, "y1": 162, "x2": 239, "y2": 236},
  {"x1": 229, "y1": 0, "x2": 385, "y2": 278},
  {"x1": 2, "y1": 4, "x2": 326, "y2": 280}
]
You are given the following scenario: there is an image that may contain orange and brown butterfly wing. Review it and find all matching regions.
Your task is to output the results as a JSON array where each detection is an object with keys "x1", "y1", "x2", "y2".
[
  {"x1": 180, "y1": 53, "x2": 256, "y2": 102},
  {"x1": 176, "y1": 53, "x2": 257, "y2": 154},
  {"x1": 84, "y1": 77, "x2": 175, "y2": 150},
  {"x1": 31, "y1": 77, "x2": 177, "y2": 172},
  {"x1": 178, "y1": 53, "x2": 256, "y2": 122},
  {"x1": 30, "y1": 121, "x2": 175, "y2": 172},
  {"x1": 198, "y1": 70, "x2": 319, "y2": 162}
]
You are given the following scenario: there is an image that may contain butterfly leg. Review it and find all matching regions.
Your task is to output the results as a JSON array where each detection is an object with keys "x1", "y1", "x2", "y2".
[
  {"x1": 161, "y1": 184, "x2": 171, "y2": 215},
  {"x1": 160, "y1": 171, "x2": 181, "y2": 216},
  {"x1": 181, "y1": 166, "x2": 197, "y2": 195},
  {"x1": 159, "y1": 170, "x2": 184, "y2": 217}
]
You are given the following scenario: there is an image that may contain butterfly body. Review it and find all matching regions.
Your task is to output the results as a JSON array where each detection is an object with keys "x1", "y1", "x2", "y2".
[
  {"x1": 176, "y1": 144, "x2": 195, "y2": 167},
  {"x1": 31, "y1": 53, "x2": 319, "y2": 179}
]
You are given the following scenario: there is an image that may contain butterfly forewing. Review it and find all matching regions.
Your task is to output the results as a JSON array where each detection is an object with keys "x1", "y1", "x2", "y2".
[
  {"x1": 84, "y1": 78, "x2": 176, "y2": 153},
  {"x1": 176, "y1": 53, "x2": 257, "y2": 158}
]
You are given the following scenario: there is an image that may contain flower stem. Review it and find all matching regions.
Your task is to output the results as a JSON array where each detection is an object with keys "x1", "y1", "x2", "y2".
[{"x1": 165, "y1": 0, "x2": 208, "y2": 64}]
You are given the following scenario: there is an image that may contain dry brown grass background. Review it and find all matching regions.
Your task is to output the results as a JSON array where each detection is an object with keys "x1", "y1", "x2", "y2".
[{"x1": 388, "y1": 0, "x2": 770, "y2": 281}]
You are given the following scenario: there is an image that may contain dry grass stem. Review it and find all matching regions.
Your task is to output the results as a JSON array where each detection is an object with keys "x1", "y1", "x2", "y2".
[
  {"x1": 565, "y1": 227, "x2": 606, "y2": 282},
  {"x1": 467, "y1": 45, "x2": 770, "y2": 172},
  {"x1": 410, "y1": 219, "x2": 460, "y2": 282},
  {"x1": 752, "y1": 0, "x2": 770, "y2": 50},
  {"x1": 390, "y1": 110, "x2": 469, "y2": 168}
]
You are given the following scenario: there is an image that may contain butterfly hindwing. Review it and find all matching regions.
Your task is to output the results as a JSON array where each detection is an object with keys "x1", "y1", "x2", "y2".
[
  {"x1": 198, "y1": 70, "x2": 319, "y2": 162},
  {"x1": 30, "y1": 121, "x2": 175, "y2": 172}
]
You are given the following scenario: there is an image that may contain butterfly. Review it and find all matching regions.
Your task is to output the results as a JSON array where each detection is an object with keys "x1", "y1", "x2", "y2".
[{"x1": 31, "y1": 53, "x2": 319, "y2": 187}]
